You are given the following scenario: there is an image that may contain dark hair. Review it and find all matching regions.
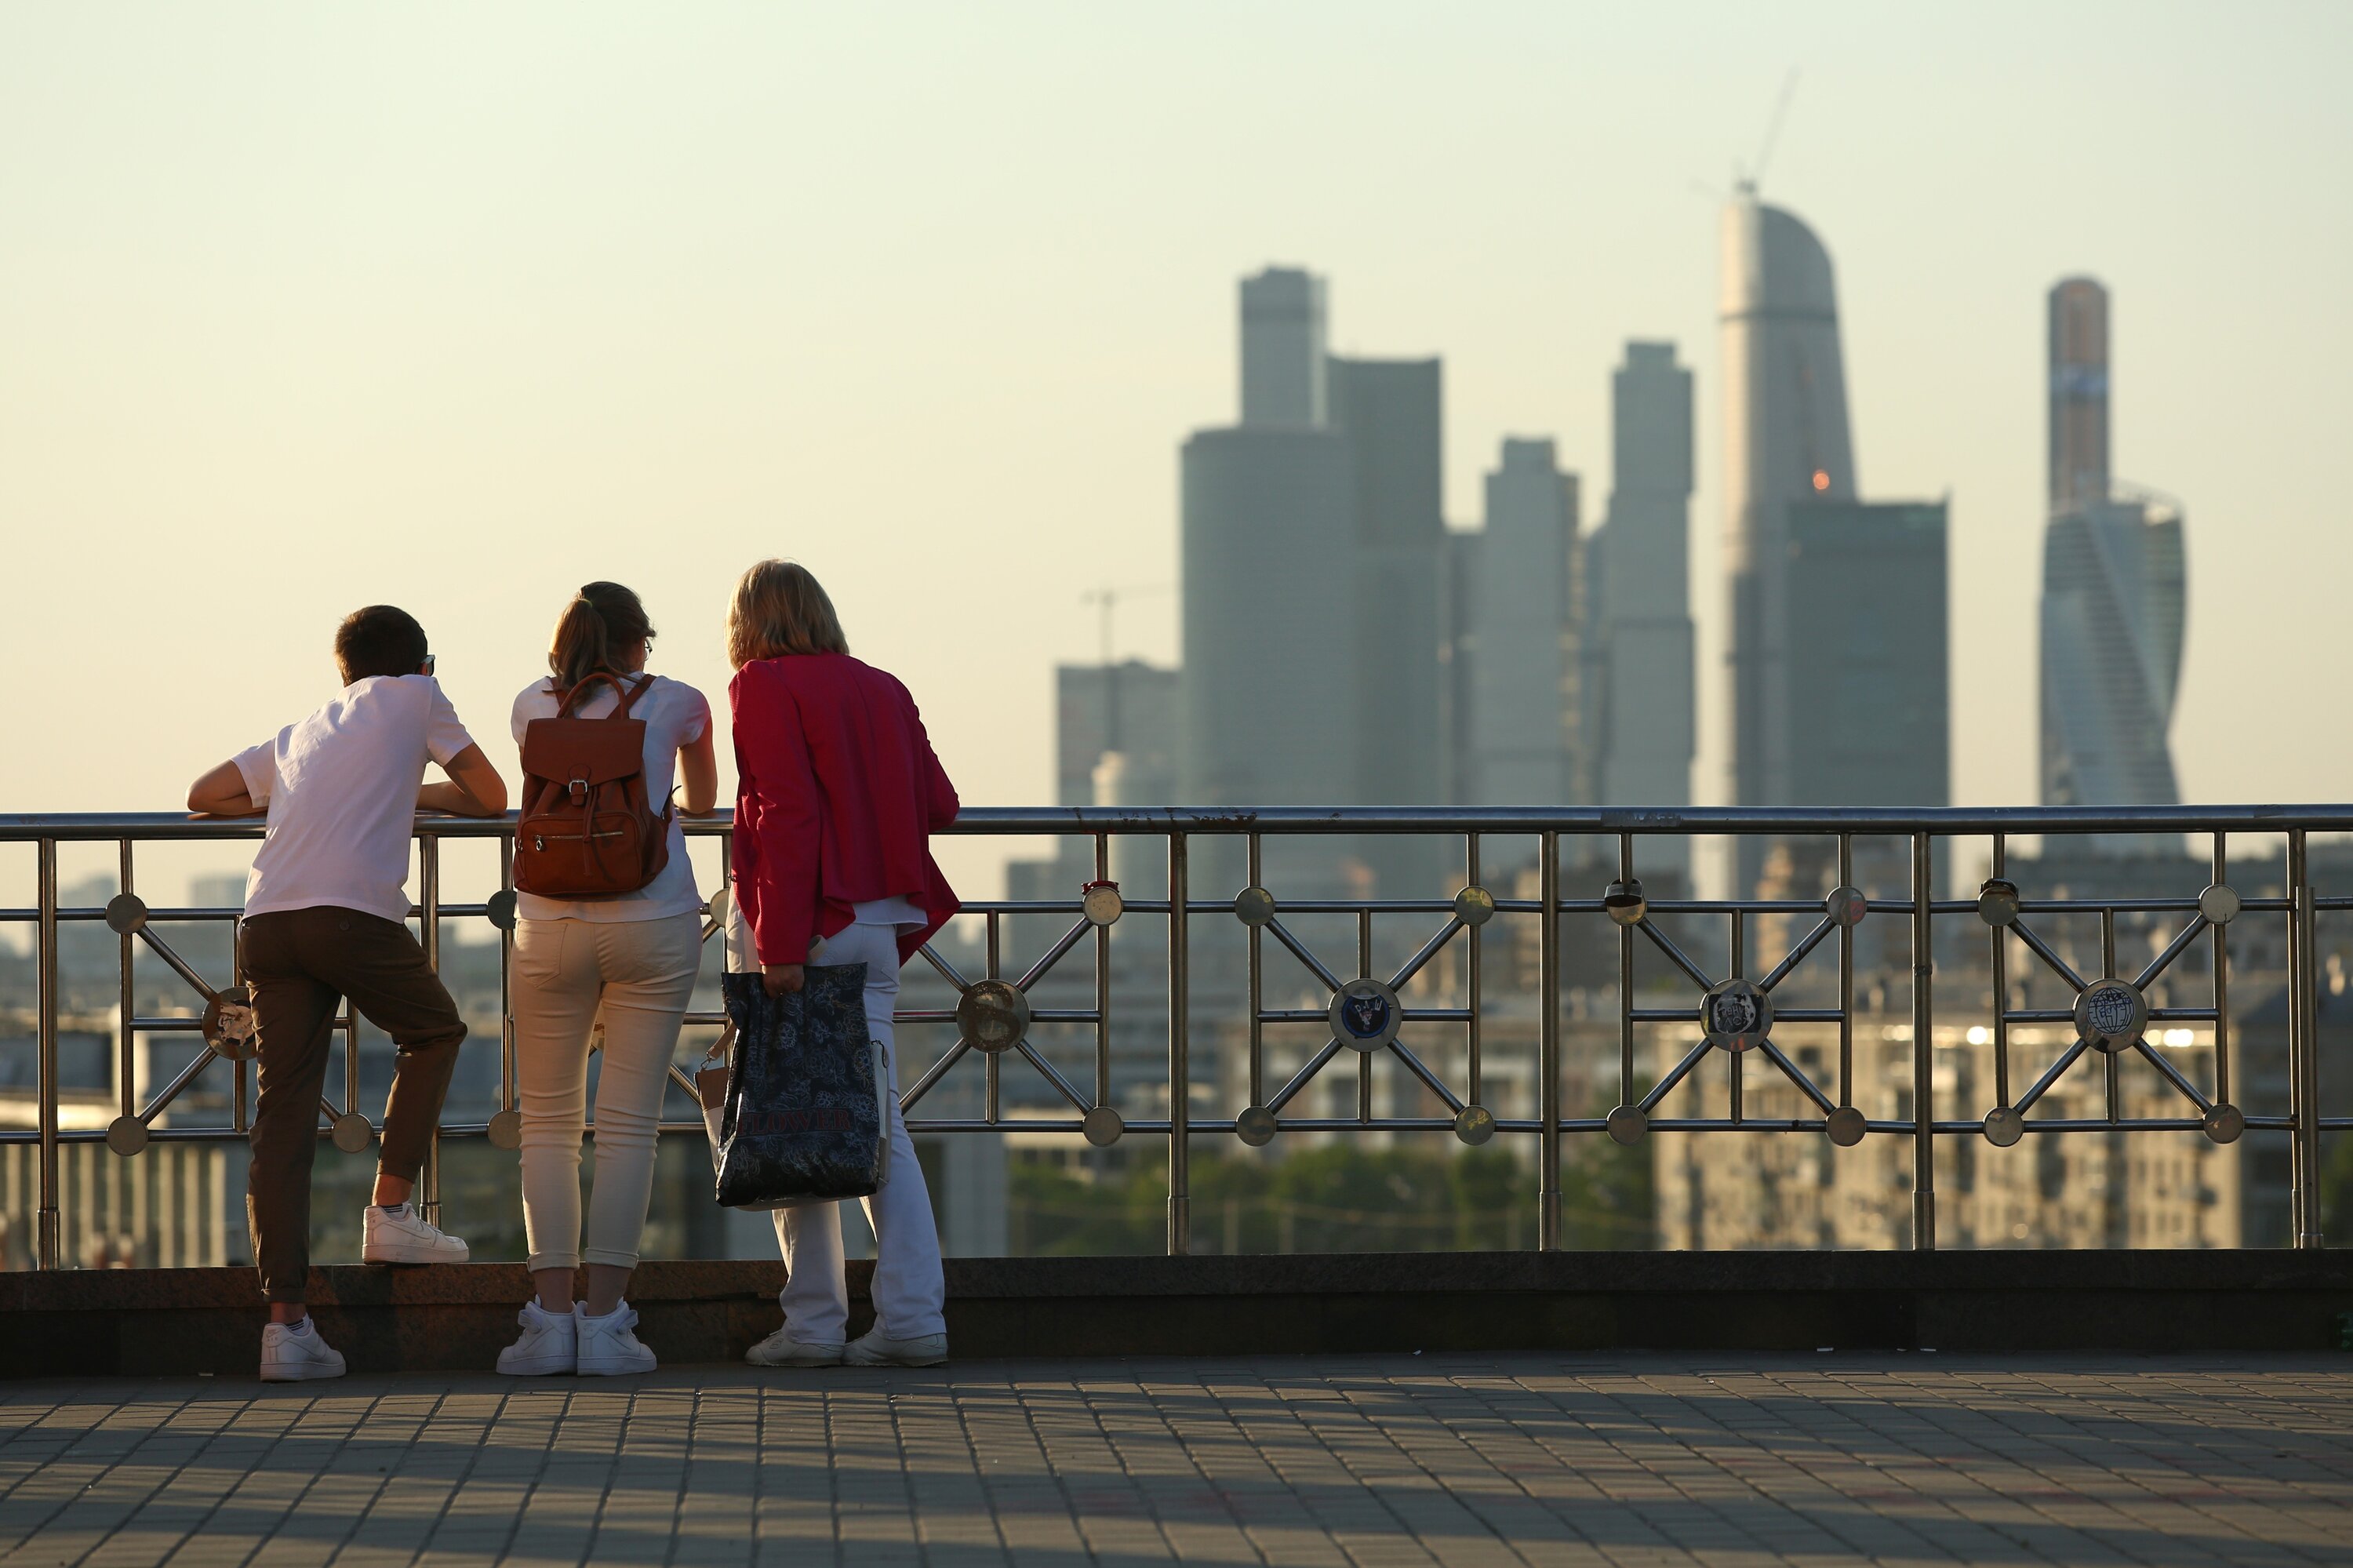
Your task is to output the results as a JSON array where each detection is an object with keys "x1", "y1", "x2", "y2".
[
  {"x1": 335, "y1": 606, "x2": 430, "y2": 682},
  {"x1": 549, "y1": 581, "x2": 654, "y2": 690}
]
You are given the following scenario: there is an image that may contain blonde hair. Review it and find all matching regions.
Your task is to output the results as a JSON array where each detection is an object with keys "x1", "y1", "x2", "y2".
[{"x1": 727, "y1": 559, "x2": 849, "y2": 668}]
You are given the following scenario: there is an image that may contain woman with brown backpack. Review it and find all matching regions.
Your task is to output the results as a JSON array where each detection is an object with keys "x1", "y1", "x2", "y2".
[{"x1": 496, "y1": 581, "x2": 718, "y2": 1377}]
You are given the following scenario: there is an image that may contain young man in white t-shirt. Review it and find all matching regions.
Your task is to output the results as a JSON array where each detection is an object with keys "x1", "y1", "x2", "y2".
[{"x1": 187, "y1": 605, "x2": 508, "y2": 1382}]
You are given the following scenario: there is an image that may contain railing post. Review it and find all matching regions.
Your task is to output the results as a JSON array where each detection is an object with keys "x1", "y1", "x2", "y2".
[
  {"x1": 1540, "y1": 830, "x2": 1562, "y2": 1251},
  {"x1": 1911, "y1": 830, "x2": 1936, "y2": 1250},
  {"x1": 418, "y1": 831, "x2": 442, "y2": 1229},
  {"x1": 36, "y1": 838, "x2": 60, "y2": 1270},
  {"x1": 1166, "y1": 831, "x2": 1189, "y2": 1257},
  {"x1": 2289, "y1": 831, "x2": 2322, "y2": 1249}
]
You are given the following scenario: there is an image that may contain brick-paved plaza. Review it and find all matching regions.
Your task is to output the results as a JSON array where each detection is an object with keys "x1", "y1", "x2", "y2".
[{"x1": 3, "y1": 1355, "x2": 2350, "y2": 1566}]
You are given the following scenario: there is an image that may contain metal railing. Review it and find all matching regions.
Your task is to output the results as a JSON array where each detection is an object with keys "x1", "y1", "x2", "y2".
[{"x1": 4, "y1": 803, "x2": 2347, "y2": 1268}]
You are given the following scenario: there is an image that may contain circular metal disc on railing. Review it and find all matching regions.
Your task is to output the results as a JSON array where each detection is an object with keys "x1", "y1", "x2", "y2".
[
  {"x1": 1606, "y1": 1104, "x2": 1648, "y2": 1145},
  {"x1": 201, "y1": 986, "x2": 260, "y2": 1061},
  {"x1": 2202, "y1": 1103, "x2": 2246, "y2": 1144},
  {"x1": 1825, "y1": 886, "x2": 1867, "y2": 929},
  {"x1": 1824, "y1": 1105, "x2": 1867, "y2": 1146},
  {"x1": 104, "y1": 893, "x2": 148, "y2": 936},
  {"x1": 1976, "y1": 879, "x2": 2020, "y2": 927},
  {"x1": 1082, "y1": 881, "x2": 1124, "y2": 926},
  {"x1": 2074, "y1": 979, "x2": 2148, "y2": 1054},
  {"x1": 1235, "y1": 1105, "x2": 1277, "y2": 1147},
  {"x1": 1453, "y1": 1104, "x2": 1495, "y2": 1145},
  {"x1": 1700, "y1": 977, "x2": 1772, "y2": 1053},
  {"x1": 1982, "y1": 1105, "x2": 2024, "y2": 1147},
  {"x1": 1233, "y1": 886, "x2": 1276, "y2": 927},
  {"x1": 105, "y1": 1115, "x2": 148, "y2": 1156},
  {"x1": 2198, "y1": 883, "x2": 2242, "y2": 925},
  {"x1": 1082, "y1": 1105, "x2": 1124, "y2": 1147},
  {"x1": 482, "y1": 1108, "x2": 521, "y2": 1151},
  {"x1": 956, "y1": 980, "x2": 1031, "y2": 1054},
  {"x1": 486, "y1": 890, "x2": 518, "y2": 932},
  {"x1": 334, "y1": 1111, "x2": 377, "y2": 1154},
  {"x1": 1602, "y1": 878, "x2": 1647, "y2": 927},
  {"x1": 1452, "y1": 886, "x2": 1495, "y2": 927},
  {"x1": 1328, "y1": 978, "x2": 1402, "y2": 1052}
]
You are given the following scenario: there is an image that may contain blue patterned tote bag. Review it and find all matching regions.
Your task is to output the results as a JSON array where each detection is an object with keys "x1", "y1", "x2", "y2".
[{"x1": 711, "y1": 959, "x2": 891, "y2": 1210}]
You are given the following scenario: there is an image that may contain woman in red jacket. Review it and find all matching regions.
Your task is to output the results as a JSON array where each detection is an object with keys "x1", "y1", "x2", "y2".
[{"x1": 726, "y1": 559, "x2": 960, "y2": 1369}]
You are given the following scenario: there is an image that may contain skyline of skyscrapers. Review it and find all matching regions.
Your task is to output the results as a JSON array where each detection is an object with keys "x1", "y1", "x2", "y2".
[{"x1": 1015, "y1": 227, "x2": 2188, "y2": 904}]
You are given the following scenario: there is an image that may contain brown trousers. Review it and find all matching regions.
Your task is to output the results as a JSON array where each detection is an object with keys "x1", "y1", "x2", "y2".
[{"x1": 238, "y1": 907, "x2": 467, "y2": 1301}]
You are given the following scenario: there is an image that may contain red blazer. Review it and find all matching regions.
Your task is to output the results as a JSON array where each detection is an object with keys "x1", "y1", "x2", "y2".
[{"x1": 729, "y1": 653, "x2": 961, "y2": 966}]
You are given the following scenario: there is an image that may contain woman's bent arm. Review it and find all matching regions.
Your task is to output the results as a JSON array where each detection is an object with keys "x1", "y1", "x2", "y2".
[
  {"x1": 907, "y1": 694, "x2": 960, "y2": 828},
  {"x1": 678, "y1": 726, "x2": 719, "y2": 816}
]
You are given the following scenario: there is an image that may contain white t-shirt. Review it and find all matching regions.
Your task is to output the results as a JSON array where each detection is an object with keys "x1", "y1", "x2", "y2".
[
  {"x1": 511, "y1": 672, "x2": 711, "y2": 923},
  {"x1": 234, "y1": 675, "x2": 478, "y2": 925}
]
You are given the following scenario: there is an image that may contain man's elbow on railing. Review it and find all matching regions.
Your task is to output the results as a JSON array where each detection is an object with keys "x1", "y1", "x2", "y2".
[
  {"x1": 416, "y1": 744, "x2": 508, "y2": 819},
  {"x1": 186, "y1": 760, "x2": 263, "y2": 818}
]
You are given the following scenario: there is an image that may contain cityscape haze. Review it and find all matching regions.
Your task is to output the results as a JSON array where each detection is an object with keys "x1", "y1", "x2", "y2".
[
  {"x1": 8, "y1": 2, "x2": 2353, "y2": 1291},
  {"x1": 5, "y1": 4, "x2": 2351, "y2": 914}
]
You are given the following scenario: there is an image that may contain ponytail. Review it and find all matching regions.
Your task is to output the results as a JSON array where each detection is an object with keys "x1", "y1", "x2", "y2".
[{"x1": 548, "y1": 581, "x2": 654, "y2": 691}]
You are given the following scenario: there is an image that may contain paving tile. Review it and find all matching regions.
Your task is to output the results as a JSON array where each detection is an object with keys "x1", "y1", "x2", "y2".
[{"x1": 2, "y1": 1355, "x2": 2351, "y2": 1565}]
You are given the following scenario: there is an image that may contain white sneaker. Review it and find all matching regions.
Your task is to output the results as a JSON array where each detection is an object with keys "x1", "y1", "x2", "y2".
[
  {"x1": 362, "y1": 1202, "x2": 470, "y2": 1264},
  {"x1": 496, "y1": 1300, "x2": 577, "y2": 1376},
  {"x1": 842, "y1": 1326, "x2": 947, "y2": 1367},
  {"x1": 260, "y1": 1319, "x2": 347, "y2": 1382},
  {"x1": 745, "y1": 1327, "x2": 845, "y2": 1367},
  {"x1": 574, "y1": 1302, "x2": 656, "y2": 1376}
]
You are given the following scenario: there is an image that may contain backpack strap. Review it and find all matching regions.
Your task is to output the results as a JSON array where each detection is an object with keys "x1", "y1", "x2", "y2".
[{"x1": 556, "y1": 671, "x2": 647, "y2": 719}]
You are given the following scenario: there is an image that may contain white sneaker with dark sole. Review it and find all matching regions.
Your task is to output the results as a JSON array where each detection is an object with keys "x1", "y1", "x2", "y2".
[
  {"x1": 496, "y1": 1300, "x2": 577, "y2": 1376},
  {"x1": 745, "y1": 1328, "x2": 846, "y2": 1368},
  {"x1": 260, "y1": 1321, "x2": 347, "y2": 1382},
  {"x1": 842, "y1": 1327, "x2": 947, "y2": 1367},
  {"x1": 574, "y1": 1302, "x2": 656, "y2": 1376},
  {"x1": 362, "y1": 1202, "x2": 470, "y2": 1265}
]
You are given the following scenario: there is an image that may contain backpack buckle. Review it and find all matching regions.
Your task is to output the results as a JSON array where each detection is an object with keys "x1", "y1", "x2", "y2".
[{"x1": 569, "y1": 777, "x2": 587, "y2": 805}]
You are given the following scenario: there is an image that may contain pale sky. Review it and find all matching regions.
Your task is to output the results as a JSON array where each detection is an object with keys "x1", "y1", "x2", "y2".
[{"x1": 5, "y1": 2, "x2": 2350, "y2": 903}]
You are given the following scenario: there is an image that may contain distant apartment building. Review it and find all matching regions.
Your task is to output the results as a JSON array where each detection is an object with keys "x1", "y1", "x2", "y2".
[{"x1": 1652, "y1": 1022, "x2": 2241, "y2": 1250}]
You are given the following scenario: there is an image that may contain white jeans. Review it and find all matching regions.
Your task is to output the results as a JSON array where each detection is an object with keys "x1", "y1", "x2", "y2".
[{"x1": 773, "y1": 919, "x2": 947, "y2": 1343}]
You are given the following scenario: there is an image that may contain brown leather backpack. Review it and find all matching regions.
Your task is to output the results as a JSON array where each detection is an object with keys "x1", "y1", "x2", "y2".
[{"x1": 515, "y1": 673, "x2": 673, "y2": 899}]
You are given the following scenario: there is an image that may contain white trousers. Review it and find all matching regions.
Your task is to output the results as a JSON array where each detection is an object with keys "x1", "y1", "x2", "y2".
[
  {"x1": 772, "y1": 919, "x2": 947, "y2": 1343},
  {"x1": 512, "y1": 911, "x2": 704, "y2": 1272}
]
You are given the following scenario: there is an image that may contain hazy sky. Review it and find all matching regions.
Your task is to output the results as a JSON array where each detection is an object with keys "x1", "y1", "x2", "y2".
[{"x1": 6, "y1": 2, "x2": 2350, "y2": 901}]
